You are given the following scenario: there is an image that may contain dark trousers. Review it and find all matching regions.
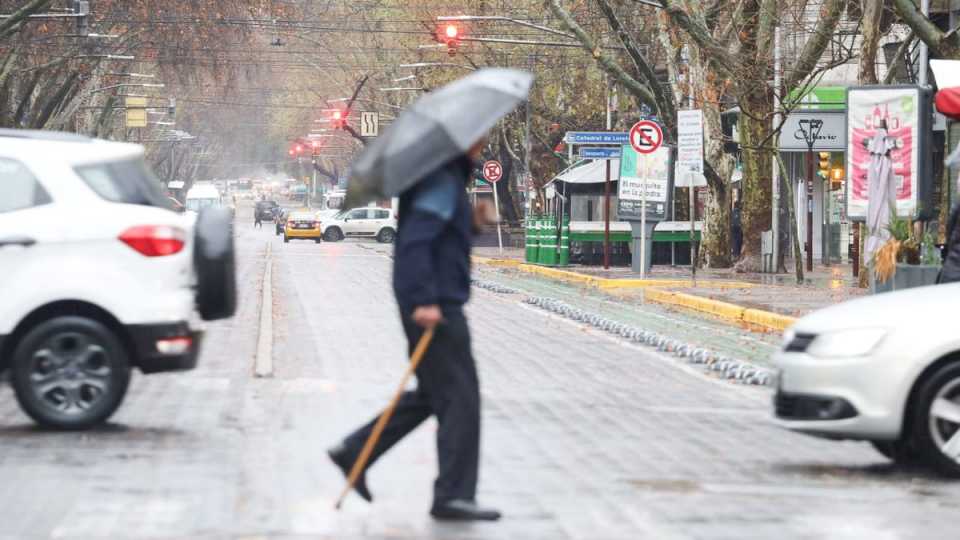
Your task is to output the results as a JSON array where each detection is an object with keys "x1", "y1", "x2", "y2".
[{"x1": 341, "y1": 308, "x2": 480, "y2": 504}]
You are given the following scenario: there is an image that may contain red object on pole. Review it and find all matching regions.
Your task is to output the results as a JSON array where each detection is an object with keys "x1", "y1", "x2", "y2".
[
  {"x1": 936, "y1": 87, "x2": 960, "y2": 120},
  {"x1": 604, "y1": 159, "x2": 611, "y2": 269}
]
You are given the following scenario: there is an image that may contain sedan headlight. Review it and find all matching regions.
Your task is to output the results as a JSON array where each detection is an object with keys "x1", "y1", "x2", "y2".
[{"x1": 806, "y1": 328, "x2": 888, "y2": 358}]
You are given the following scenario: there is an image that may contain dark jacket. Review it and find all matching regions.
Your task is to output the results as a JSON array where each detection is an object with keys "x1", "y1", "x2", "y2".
[
  {"x1": 941, "y1": 203, "x2": 960, "y2": 284},
  {"x1": 393, "y1": 156, "x2": 474, "y2": 313}
]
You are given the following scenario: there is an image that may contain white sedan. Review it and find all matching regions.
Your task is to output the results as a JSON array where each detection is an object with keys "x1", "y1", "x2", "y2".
[{"x1": 773, "y1": 283, "x2": 960, "y2": 476}]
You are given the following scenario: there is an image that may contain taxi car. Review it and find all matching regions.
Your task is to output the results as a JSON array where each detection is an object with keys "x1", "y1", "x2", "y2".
[{"x1": 283, "y1": 210, "x2": 322, "y2": 243}]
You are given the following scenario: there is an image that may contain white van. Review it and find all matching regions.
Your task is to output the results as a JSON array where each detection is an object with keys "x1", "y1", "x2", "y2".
[{"x1": 185, "y1": 184, "x2": 223, "y2": 215}]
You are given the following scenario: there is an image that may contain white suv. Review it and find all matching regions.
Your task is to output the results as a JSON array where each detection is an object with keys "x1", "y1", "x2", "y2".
[
  {"x1": 321, "y1": 207, "x2": 396, "y2": 243},
  {"x1": 0, "y1": 130, "x2": 235, "y2": 429}
]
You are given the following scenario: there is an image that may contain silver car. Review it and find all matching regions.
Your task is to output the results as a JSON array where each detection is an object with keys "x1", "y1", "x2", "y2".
[{"x1": 773, "y1": 283, "x2": 960, "y2": 476}]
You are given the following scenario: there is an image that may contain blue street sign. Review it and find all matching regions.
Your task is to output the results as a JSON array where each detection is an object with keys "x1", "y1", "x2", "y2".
[
  {"x1": 564, "y1": 131, "x2": 629, "y2": 145},
  {"x1": 578, "y1": 147, "x2": 622, "y2": 159}
]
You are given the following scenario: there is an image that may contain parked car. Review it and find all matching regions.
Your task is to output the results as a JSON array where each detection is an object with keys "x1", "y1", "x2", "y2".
[
  {"x1": 322, "y1": 207, "x2": 396, "y2": 243},
  {"x1": 284, "y1": 210, "x2": 322, "y2": 243},
  {"x1": 0, "y1": 129, "x2": 236, "y2": 430},
  {"x1": 773, "y1": 283, "x2": 960, "y2": 475}
]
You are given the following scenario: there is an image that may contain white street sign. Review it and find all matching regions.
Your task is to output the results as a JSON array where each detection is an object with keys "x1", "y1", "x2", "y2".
[
  {"x1": 360, "y1": 111, "x2": 379, "y2": 137},
  {"x1": 677, "y1": 109, "x2": 704, "y2": 175}
]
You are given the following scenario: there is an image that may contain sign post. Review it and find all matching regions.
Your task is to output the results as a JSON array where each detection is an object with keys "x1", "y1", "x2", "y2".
[
  {"x1": 483, "y1": 160, "x2": 504, "y2": 255},
  {"x1": 629, "y1": 120, "x2": 664, "y2": 278},
  {"x1": 677, "y1": 110, "x2": 704, "y2": 284},
  {"x1": 564, "y1": 131, "x2": 629, "y2": 269}
]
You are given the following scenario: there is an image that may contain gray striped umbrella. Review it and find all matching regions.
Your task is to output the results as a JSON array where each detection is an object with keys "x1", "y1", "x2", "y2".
[{"x1": 347, "y1": 68, "x2": 532, "y2": 207}]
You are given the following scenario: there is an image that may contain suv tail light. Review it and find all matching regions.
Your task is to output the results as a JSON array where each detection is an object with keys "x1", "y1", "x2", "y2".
[{"x1": 119, "y1": 225, "x2": 186, "y2": 257}]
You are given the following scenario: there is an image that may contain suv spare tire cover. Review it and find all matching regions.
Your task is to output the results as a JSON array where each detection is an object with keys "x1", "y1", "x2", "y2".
[{"x1": 194, "y1": 208, "x2": 237, "y2": 321}]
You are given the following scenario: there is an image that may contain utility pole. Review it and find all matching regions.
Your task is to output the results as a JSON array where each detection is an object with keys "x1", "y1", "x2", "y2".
[
  {"x1": 603, "y1": 76, "x2": 612, "y2": 269},
  {"x1": 524, "y1": 53, "x2": 534, "y2": 219},
  {"x1": 919, "y1": 0, "x2": 930, "y2": 86},
  {"x1": 772, "y1": 26, "x2": 782, "y2": 273}
]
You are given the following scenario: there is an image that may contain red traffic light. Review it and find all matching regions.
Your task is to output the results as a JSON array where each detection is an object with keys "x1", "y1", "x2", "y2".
[
  {"x1": 332, "y1": 110, "x2": 342, "y2": 120},
  {"x1": 444, "y1": 24, "x2": 458, "y2": 40},
  {"x1": 295, "y1": 144, "x2": 303, "y2": 153},
  {"x1": 288, "y1": 149, "x2": 295, "y2": 156},
  {"x1": 311, "y1": 141, "x2": 320, "y2": 149}
]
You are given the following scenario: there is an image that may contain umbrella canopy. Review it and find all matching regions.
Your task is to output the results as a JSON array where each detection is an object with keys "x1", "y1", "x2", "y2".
[
  {"x1": 864, "y1": 128, "x2": 897, "y2": 264},
  {"x1": 545, "y1": 159, "x2": 621, "y2": 186},
  {"x1": 347, "y1": 68, "x2": 533, "y2": 207}
]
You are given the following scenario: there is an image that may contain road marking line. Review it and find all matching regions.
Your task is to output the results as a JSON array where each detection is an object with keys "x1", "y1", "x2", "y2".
[{"x1": 254, "y1": 242, "x2": 274, "y2": 378}]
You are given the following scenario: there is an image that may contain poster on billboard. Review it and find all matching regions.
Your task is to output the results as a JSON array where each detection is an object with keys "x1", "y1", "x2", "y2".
[
  {"x1": 617, "y1": 144, "x2": 672, "y2": 221},
  {"x1": 845, "y1": 86, "x2": 933, "y2": 221}
]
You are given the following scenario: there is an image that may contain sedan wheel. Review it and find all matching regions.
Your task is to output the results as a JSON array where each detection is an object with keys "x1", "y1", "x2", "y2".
[
  {"x1": 11, "y1": 316, "x2": 130, "y2": 430},
  {"x1": 912, "y1": 362, "x2": 960, "y2": 476}
]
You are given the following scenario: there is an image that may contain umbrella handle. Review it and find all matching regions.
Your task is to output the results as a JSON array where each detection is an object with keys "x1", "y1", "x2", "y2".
[{"x1": 334, "y1": 327, "x2": 436, "y2": 510}]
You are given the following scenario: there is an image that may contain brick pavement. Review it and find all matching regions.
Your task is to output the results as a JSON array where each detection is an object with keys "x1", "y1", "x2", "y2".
[{"x1": 0, "y1": 231, "x2": 957, "y2": 539}]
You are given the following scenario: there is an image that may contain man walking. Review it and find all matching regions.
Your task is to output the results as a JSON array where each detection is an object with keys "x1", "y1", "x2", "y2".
[{"x1": 328, "y1": 139, "x2": 500, "y2": 521}]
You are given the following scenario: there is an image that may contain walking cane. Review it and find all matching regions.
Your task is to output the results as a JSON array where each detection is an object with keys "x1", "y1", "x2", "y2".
[{"x1": 334, "y1": 327, "x2": 435, "y2": 510}]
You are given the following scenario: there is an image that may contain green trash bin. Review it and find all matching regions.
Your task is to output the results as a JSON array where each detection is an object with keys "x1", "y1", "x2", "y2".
[
  {"x1": 525, "y1": 215, "x2": 539, "y2": 263},
  {"x1": 539, "y1": 214, "x2": 558, "y2": 266},
  {"x1": 558, "y1": 216, "x2": 570, "y2": 267}
]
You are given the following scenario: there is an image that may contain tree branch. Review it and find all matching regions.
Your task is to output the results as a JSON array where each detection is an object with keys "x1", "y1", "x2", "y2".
[
  {"x1": 783, "y1": 0, "x2": 846, "y2": 91},
  {"x1": 594, "y1": 0, "x2": 677, "y2": 138},
  {"x1": 893, "y1": 0, "x2": 960, "y2": 59},
  {"x1": 653, "y1": 0, "x2": 737, "y2": 77},
  {"x1": 0, "y1": 0, "x2": 54, "y2": 39},
  {"x1": 547, "y1": 0, "x2": 660, "y2": 113}
]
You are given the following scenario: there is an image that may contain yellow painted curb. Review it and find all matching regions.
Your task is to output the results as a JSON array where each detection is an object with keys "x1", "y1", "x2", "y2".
[
  {"x1": 743, "y1": 308, "x2": 797, "y2": 332},
  {"x1": 595, "y1": 278, "x2": 755, "y2": 290},
  {"x1": 516, "y1": 264, "x2": 599, "y2": 286},
  {"x1": 473, "y1": 258, "x2": 795, "y2": 332},
  {"x1": 471, "y1": 256, "x2": 522, "y2": 268},
  {"x1": 643, "y1": 289, "x2": 796, "y2": 331}
]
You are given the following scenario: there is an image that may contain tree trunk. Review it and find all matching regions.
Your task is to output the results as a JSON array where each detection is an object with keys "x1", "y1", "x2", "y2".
[
  {"x1": 704, "y1": 182, "x2": 731, "y2": 267},
  {"x1": 858, "y1": 0, "x2": 884, "y2": 85},
  {"x1": 497, "y1": 142, "x2": 520, "y2": 225},
  {"x1": 735, "y1": 104, "x2": 774, "y2": 272},
  {"x1": 776, "y1": 154, "x2": 805, "y2": 284}
]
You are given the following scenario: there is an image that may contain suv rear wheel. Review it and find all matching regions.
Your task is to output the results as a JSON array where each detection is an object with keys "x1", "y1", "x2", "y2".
[
  {"x1": 10, "y1": 316, "x2": 131, "y2": 430},
  {"x1": 324, "y1": 227, "x2": 343, "y2": 242},
  {"x1": 377, "y1": 227, "x2": 396, "y2": 244}
]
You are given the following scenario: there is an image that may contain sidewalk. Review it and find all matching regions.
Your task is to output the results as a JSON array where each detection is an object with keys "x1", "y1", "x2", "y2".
[
  {"x1": 603, "y1": 264, "x2": 868, "y2": 319},
  {"x1": 473, "y1": 249, "x2": 868, "y2": 328}
]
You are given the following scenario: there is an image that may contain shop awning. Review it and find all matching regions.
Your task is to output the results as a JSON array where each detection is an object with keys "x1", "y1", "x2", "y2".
[{"x1": 546, "y1": 159, "x2": 621, "y2": 186}]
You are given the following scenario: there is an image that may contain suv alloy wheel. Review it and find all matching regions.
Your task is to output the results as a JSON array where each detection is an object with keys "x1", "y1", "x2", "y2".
[{"x1": 11, "y1": 316, "x2": 131, "y2": 430}]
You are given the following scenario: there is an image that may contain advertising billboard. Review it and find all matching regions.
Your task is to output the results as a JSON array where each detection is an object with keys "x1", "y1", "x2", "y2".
[
  {"x1": 845, "y1": 86, "x2": 933, "y2": 221},
  {"x1": 617, "y1": 144, "x2": 672, "y2": 221}
]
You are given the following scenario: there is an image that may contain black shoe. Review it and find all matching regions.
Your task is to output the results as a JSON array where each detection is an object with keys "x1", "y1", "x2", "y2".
[
  {"x1": 430, "y1": 499, "x2": 501, "y2": 521},
  {"x1": 327, "y1": 444, "x2": 373, "y2": 503}
]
